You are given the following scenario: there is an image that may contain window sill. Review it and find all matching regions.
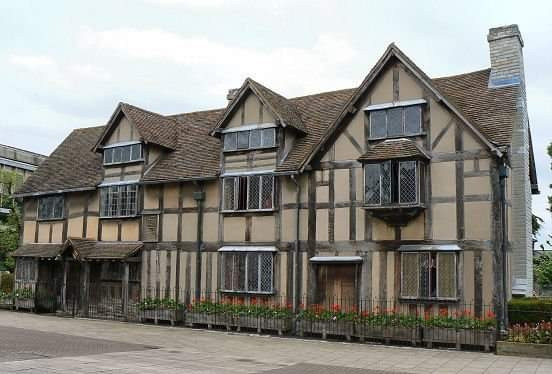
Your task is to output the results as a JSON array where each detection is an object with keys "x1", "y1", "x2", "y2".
[
  {"x1": 36, "y1": 217, "x2": 65, "y2": 222},
  {"x1": 99, "y1": 215, "x2": 140, "y2": 220},
  {"x1": 399, "y1": 297, "x2": 460, "y2": 304},
  {"x1": 219, "y1": 289, "x2": 276, "y2": 296},
  {"x1": 103, "y1": 159, "x2": 145, "y2": 167},
  {"x1": 221, "y1": 209, "x2": 277, "y2": 216},
  {"x1": 223, "y1": 145, "x2": 278, "y2": 153},
  {"x1": 368, "y1": 132, "x2": 426, "y2": 141}
]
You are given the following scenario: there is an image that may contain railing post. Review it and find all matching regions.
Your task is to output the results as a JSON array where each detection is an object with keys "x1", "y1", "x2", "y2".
[
  {"x1": 80, "y1": 262, "x2": 90, "y2": 317},
  {"x1": 122, "y1": 262, "x2": 129, "y2": 320}
]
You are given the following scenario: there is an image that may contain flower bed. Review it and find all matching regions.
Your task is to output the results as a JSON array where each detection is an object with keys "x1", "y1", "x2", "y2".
[
  {"x1": 138, "y1": 297, "x2": 184, "y2": 325},
  {"x1": 507, "y1": 321, "x2": 552, "y2": 345},
  {"x1": 14, "y1": 288, "x2": 34, "y2": 310},
  {"x1": 297, "y1": 304, "x2": 356, "y2": 340},
  {"x1": 186, "y1": 299, "x2": 293, "y2": 334},
  {"x1": 355, "y1": 312, "x2": 422, "y2": 345},
  {"x1": 422, "y1": 310, "x2": 496, "y2": 351},
  {"x1": 0, "y1": 291, "x2": 13, "y2": 308}
]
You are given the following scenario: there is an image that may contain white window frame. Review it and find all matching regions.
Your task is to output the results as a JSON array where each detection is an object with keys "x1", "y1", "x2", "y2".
[
  {"x1": 220, "y1": 251, "x2": 275, "y2": 294},
  {"x1": 223, "y1": 127, "x2": 276, "y2": 152},
  {"x1": 400, "y1": 251, "x2": 458, "y2": 301},
  {"x1": 103, "y1": 143, "x2": 143, "y2": 165},
  {"x1": 368, "y1": 104, "x2": 423, "y2": 140},
  {"x1": 222, "y1": 174, "x2": 275, "y2": 212}
]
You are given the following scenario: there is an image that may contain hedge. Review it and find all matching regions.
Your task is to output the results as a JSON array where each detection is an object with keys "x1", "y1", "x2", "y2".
[
  {"x1": 508, "y1": 297, "x2": 552, "y2": 325},
  {"x1": 0, "y1": 272, "x2": 14, "y2": 294}
]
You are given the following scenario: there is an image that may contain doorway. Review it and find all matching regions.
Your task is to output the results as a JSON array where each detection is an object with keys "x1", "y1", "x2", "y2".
[{"x1": 316, "y1": 264, "x2": 358, "y2": 309}]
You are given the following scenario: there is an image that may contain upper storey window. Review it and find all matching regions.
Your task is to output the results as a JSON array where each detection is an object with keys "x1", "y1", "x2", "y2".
[
  {"x1": 368, "y1": 104, "x2": 422, "y2": 139},
  {"x1": 365, "y1": 160, "x2": 420, "y2": 206},
  {"x1": 100, "y1": 183, "x2": 138, "y2": 218},
  {"x1": 103, "y1": 142, "x2": 143, "y2": 165},
  {"x1": 38, "y1": 195, "x2": 64, "y2": 220},
  {"x1": 223, "y1": 128, "x2": 276, "y2": 152},
  {"x1": 223, "y1": 175, "x2": 274, "y2": 212}
]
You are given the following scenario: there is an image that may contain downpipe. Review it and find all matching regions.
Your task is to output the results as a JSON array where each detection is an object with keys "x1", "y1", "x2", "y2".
[{"x1": 498, "y1": 160, "x2": 509, "y2": 336}]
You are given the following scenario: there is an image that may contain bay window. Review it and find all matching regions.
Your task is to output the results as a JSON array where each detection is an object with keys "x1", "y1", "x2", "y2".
[
  {"x1": 364, "y1": 160, "x2": 419, "y2": 206},
  {"x1": 100, "y1": 184, "x2": 138, "y2": 218},
  {"x1": 401, "y1": 251, "x2": 457, "y2": 300},
  {"x1": 223, "y1": 174, "x2": 274, "y2": 211}
]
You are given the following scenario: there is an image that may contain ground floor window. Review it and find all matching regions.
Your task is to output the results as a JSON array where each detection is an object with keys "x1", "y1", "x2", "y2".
[
  {"x1": 221, "y1": 252, "x2": 274, "y2": 293},
  {"x1": 400, "y1": 252, "x2": 457, "y2": 299}
]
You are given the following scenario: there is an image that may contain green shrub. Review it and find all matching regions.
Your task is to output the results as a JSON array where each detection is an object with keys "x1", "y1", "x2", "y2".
[
  {"x1": 508, "y1": 297, "x2": 552, "y2": 325},
  {"x1": 0, "y1": 272, "x2": 13, "y2": 294}
]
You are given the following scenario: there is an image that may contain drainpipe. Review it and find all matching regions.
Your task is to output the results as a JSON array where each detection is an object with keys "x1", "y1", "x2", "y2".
[
  {"x1": 290, "y1": 175, "x2": 300, "y2": 314},
  {"x1": 498, "y1": 159, "x2": 509, "y2": 333},
  {"x1": 193, "y1": 183, "x2": 205, "y2": 302}
]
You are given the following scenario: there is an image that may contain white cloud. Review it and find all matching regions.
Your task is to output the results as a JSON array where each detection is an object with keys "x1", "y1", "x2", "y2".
[
  {"x1": 143, "y1": 0, "x2": 229, "y2": 6},
  {"x1": 8, "y1": 54, "x2": 55, "y2": 71},
  {"x1": 77, "y1": 27, "x2": 358, "y2": 95}
]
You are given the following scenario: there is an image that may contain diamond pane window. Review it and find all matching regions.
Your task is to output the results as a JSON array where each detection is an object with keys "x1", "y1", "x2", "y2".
[
  {"x1": 404, "y1": 106, "x2": 421, "y2": 134},
  {"x1": 250, "y1": 129, "x2": 262, "y2": 148},
  {"x1": 131, "y1": 144, "x2": 142, "y2": 160},
  {"x1": 223, "y1": 177, "x2": 235, "y2": 210},
  {"x1": 261, "y1": 175, "x2": 274, "y2": 209},
  {"x1": 381, "y1": 161, "x2": 392, "y2": 204},
  {"x1": 364, "y1": 163, "x2": 381, "y2": 205},
  {"x1": 399, "y1": 161, "x2": 417, "y2": 204},
  {"x1": 100, "y1": 184, "x2": 138, "y2": 217},
  {"x1": 224, "y1": 132, "x2": 237, "y2": 151},
  {"x1": 401, "y1": 252, "x2": 457, "y2": 299},
  {"x1": 248, "y1": 176, "x2": 261, "y2": 210},
  {"x1": 38, "y1": 195, "x2": 64, "y2": 220},
  {"x1": 387, "y1": 107, "x2": 403, "y2": 136},
  {"x1": 370, "y1": 110, "x2": 387, "y2": 138},
  {"x1": 221, "y1": 252, "x2": 274, "y2": 293}
]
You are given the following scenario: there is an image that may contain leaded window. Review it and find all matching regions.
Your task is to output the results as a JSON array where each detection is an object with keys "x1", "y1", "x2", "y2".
[
  {"x1": 223, "y1": 175, "x2": 274, "y2": 211},
  {"x1": 369, "y1": 105, "x2": 422, "y2": 139},
  {"x1": 364, "y1": 160, "x2": 419, "y2": 206},
  {"x1": 223, "y1": 128, "x2": 276, "y2": 151},
  {"x1": 401, "y1": 252, "x2": 457, "y2": 299},
  {"x1": 221, "y1": 252, "x2": 274, "y2": 293},
  {"x1": 103, "y1": 143, "x2": 142, "y2": 165},
  {"x1": 38, "y1": 195, "x2": 64, "y2": 220},
  {"x1": 100, "y1": 184, "x2": 138, "y2": 217}
]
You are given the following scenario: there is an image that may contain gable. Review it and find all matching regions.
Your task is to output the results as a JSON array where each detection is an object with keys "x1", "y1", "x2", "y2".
[
  {"x1": 103, "y1": 114, "x2": 141, "y2": 146},
  {"x1": 225, "y1": 90, "x2": 276, "y2": 129}
]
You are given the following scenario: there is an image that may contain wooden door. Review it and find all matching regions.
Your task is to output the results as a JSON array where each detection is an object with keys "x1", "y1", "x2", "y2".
[{"x1": 316, "y1": 264, "x2": 357, "y2": 308}]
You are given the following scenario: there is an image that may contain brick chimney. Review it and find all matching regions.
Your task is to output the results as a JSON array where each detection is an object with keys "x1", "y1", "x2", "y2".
[
  {"x1": 487, "y1": 24, "x2": 525, "y2": 88},
  {"x1": 488, "y1": 25, "x2": 533, "y2": 296}
]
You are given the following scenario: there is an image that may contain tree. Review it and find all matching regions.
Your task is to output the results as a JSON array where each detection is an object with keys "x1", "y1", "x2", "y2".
[
  {"x1": 0, "y1": 170, "x2": 23, "y2": 272},
  {"x1": 534, "y1": 253, "x2": 552, "y2": 288}
]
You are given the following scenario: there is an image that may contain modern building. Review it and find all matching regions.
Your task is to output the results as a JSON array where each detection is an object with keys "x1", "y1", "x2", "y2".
[
  {"x1": 0, "y1": 144, "x2": 46, "y2": 215},
  {"x1": 12, "y1": 25, "x2": 538, "y2": 329}
]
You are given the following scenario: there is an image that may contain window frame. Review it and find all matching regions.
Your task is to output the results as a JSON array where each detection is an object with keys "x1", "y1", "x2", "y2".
[
  {"x1": 368, "y1": 104, "x2": 423, "y2": 140},
  {"x1": 223, "y1": 127, "x2": 277, "y2": 152},
  {"x1": 220, "y1": 251, "x2": 275, "y2": 294},
  {"x1": 222, "y1": 174, "x2": 275, "y2": 212},
  {"x1": 103, "y1": 142, "x2": 144, "y2": 165},
  {"x1": 400, "y1": 251, "x2": 458, "y2": 301},
  {"x1": 364, "y1": 160, "x2": 421, "y2": 207},
  {"x1": 99, "y1": 183, "x2": 139, "y2": 218},
  {"x1": 37, "y1": 195, "x2": 65, "y2": 221}
]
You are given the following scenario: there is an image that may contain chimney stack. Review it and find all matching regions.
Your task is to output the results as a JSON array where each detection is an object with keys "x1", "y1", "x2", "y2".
[
  {"x1": 226, "y1": 88, "x2": 239, "y2": 102},
  {"x1": 487, "y1": 24, "x2": 525, "y2": 88}
]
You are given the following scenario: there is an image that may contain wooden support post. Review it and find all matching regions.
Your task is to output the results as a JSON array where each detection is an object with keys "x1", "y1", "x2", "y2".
[
  {"x1": 61, "y1": 260, "x2": 68, "y2": 312},
  {"x1": 122, "y1": 262, "x2": 129, "y2": 319},
  {"x1": 81, "y1": 262, "x2": 90, "y2": 317}
]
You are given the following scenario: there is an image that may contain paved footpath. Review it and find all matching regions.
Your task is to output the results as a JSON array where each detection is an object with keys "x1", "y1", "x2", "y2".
[{"x1": 0, "y1": 311, "x2": 551, "y2": 373}]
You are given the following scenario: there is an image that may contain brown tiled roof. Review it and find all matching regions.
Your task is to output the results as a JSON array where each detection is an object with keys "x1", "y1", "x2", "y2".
[
  {"x1": 275, "y1": 88, "x2": 356, "y2": 172},
  {"x1": 358, "y1": 139, "x2": 430, "y2": 161},
  {"x1": 248, "y1": 79, "x2": 307, "y2": 134},
  {"x1": 120, "y1": 103, "x2": 178, "y2": 150},
  {"x1": 142, "y1": 108, "x2": 225, "y2": 182},
  {"x1": 15, "y1": 126, "x2": 104, "y2": 196},
  {"x1": 13, "y1": 243, "x2": 63, "y2": 258},
  {"x1": 432, "y1": 69, "x2": 516, "y2": 146},
  {"x1": 66, "y1": 238, "x2": 142, "y2": 260}
]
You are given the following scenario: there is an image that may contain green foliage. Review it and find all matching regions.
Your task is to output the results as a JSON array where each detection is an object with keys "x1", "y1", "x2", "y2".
[
  {"x1": 508, "y1": 321, "x2": 552, "y2": 344},
  {"x1": 188, "y1": 299, "x2": 293, "y2": 319},
  {"x1": 0, "y1": 272, "x2": 14, "y2": 294},
  {"x1": 138, "y1": 297, "x2": 184, "y2": 310},
  {"x1": 13, "y1": 287, "x2": 33, "y2": 300},
  {"x1": 0, "y1": 170, "x2": 23, "y2": 272},
  {"x1": 508, "y1": 297, "x2": 552, "y2": 325},
  {"x1": 534, "y1": 253, "x2": 552, "y2": 288},
  {"x1": 533, "y1": 214, "x2": 544, "y2": 238}
]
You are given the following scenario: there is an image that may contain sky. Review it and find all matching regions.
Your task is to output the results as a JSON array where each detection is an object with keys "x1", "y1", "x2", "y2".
[{"x1": 1, "y1": 0, "x2": 551, "y2": 245}]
